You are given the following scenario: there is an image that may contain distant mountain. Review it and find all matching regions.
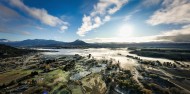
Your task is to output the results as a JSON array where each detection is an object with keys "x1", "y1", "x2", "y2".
[
  {"x1": 13, "y1": 39, "x2": 64, "y2": 47},
  {"x1": 69, "y1": 39, "x2": 88, "y2": 45},
  {"x1": 42, "y1": 39, "x2": 89, "y2": 48},
  {"x1": 0, "y1": 39, "x2": 88, "y2": 47}
]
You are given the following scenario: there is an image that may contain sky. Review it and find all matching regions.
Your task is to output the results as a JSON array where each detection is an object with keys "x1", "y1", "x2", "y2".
[{"x1": 0, "y1": 0, "x2": 190, "y2": 43}]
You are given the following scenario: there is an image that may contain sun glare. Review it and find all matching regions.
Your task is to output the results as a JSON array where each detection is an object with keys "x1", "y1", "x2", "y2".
[{"x1": 118, "y1": 24, "x2": 134, "y2": 37}]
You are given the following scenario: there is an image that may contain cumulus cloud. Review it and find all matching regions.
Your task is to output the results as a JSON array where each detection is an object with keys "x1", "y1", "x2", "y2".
[
  {"x1": 9, "y1": 0, "x2": 68, "y2": 32},
  {"x1": 147, "y1": 0, "x2": 190, "y2": 25},
  {"x1": 77, "y1": 0, "x2": 128, "y2": 36}
]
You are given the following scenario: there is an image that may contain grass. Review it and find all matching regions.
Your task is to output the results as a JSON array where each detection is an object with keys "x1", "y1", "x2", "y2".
[
  {"x1": 34, "y1": 69, "x2": 70, "y2": 93},
  {"x1": 0, "y1": 69, "x2": 32, "y2": 84}
]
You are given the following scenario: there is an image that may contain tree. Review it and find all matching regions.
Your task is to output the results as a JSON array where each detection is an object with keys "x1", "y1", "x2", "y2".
[{"x1": 88, "y1": 54, "x2": 92, "y2": 59}]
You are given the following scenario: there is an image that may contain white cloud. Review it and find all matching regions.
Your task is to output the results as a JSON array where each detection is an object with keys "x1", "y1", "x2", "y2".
[
  {"x1": 60, "y1": 25, "x2": 68, "y2": 32},
  {"x1": 107, "y1": 0, "x2": 127, "y2": 14},
  {"x1": 77, "y1": 0, "x2": 128, "y2": 36},
  {"x1": 9, "y1": 0, "x2": 69, "y2": 31},
  {"x1": 77, "y1": 15, "x2": 92, "y2": 36},
  {"x1": 123, "y1": 9, "x2": 140, "y2": 21},
  {"x1": 146, "y1": 0, "x2": 190, "y2": 42},
  {"x1": 147, "y1": 0, "x2": 190, "y2": 25},
  {"x1": 103, "y1": 15, "x2": 111, "y2": 22}
]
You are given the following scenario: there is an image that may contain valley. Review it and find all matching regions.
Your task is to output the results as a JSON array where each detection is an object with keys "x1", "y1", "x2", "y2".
[{"x1": 0, "y1": 46, "x2": 190, "y2": 94}]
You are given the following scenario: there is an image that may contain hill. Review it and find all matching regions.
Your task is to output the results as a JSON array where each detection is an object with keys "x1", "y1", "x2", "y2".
[{"x1": 0, "y1": 44, "x2": 36, "y2": 58}]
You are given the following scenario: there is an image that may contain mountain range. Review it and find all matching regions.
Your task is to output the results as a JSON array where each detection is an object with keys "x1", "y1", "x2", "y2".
[
  {"x1": 1, "y1": 39, "x2": 190, "y2": 49},
  {"x1": 0, "y1": 39, "x2": 88, "y2": 47}
]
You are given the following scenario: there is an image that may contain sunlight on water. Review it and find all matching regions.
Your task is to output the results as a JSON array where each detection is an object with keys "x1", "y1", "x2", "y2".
[{"x1": 40, "y1": 48, "x2": 177, "y2": 69}]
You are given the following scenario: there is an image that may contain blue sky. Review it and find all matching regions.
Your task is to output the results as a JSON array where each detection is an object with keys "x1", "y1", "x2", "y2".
[{"x1": 0, "y1": 0, "x2": 190, "y2": 42}]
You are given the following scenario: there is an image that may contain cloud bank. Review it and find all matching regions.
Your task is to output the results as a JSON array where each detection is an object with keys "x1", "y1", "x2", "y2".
[
  {"x1": 146, "y1": 0, "x2": 190, "y2": 42},
  {"x1": 77, "y1": 0, "x2": 128, "y2": 36}
]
